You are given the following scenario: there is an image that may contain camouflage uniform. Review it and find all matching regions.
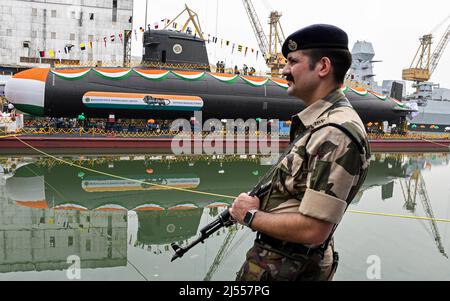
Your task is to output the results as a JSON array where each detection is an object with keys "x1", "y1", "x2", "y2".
[{"x1": 236, "y1": 88, "x2": 371, "y2": 281}]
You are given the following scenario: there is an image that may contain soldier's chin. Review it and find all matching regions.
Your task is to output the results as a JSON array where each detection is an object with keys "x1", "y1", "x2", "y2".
[{"x1": 286, "y1": 86, "x2": 296, "y2": 97}]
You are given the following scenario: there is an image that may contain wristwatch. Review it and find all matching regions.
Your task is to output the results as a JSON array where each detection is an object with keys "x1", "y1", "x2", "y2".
[{"x1": 243, "y1": 209, "x2": 258, "y2": 228}]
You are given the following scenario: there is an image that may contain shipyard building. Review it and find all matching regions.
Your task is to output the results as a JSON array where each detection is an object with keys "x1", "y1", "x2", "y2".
[
  {"x1": 0, "y1": 0, "x2": 133, "y2": 72},
  {"x1": 0, "y1": 172, "x2": 128, "y2": 273}
]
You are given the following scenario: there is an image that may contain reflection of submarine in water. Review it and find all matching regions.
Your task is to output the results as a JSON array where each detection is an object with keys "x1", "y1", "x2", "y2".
[
  {"x1": 7, "y1": 154, "x2": 447, "y2": 212},
  {"x1": 5, "y1": 30, "x2": 414, "y2": 124},
  {"x1": 4, "y1": 154, "x2": 416, "y2": 246},
  {"x1": 5, "y1": 156, "x2": 267, "y2": 246},
  {"x1": 6, "y1": 157, "x2": 269, "y2": 211},
  {"x1": 136, "y1": 209, "x2": 204, "y2": 246}
]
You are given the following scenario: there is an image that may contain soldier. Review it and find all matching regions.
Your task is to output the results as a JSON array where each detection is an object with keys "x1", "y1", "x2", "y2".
[{"x1": 230, "y1": 24, "x2": 371, "y2": 281}]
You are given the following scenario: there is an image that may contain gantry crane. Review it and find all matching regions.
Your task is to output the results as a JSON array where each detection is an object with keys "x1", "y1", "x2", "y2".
[
  {"x1": 163, "y1": 4, "x2": 205, "y2": 40},
  {"x1": 401, "y1": 169, "x2": 420, "y2": 212},
  {"x1": 399, "y1": 169, "x2": 448, "y2": 258},
  {"x1": 415, "y1": 170, "x2": 448, "y2": 258},
  {"x1": 203, "y1": 224, "x2": 238, "y2": 281},
  {"x1": 402, "y1": 16, "x2": 450, "y2": 100},
  {"x1": 242, "y1": 0, "x2": 286, "y2": 76}
]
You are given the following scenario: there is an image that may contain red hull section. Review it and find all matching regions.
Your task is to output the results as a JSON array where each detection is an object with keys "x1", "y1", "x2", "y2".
[
  {"x1": 1, "y1": 136, "x2": 449, "y2": 154},
  {"x1": 368, "y1": 139, "x2": 450, "y2": 152}
]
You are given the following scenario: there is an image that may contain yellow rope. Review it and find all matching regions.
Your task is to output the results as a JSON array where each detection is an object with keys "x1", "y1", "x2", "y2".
[
  {"x1": 368, "y1": 133, "x2": 450, "y2": 140},
  {"x1": 12, "y1": 136, "x2": 450, "y2": 224},
  {"x1": 0, "y1": 134, "x2": 21, "y2": 139},
  {"x1": 420, "y1": 138, "x2": 450, "y2": 149},
  {"x1": 347, "y1": 210, "x2": 450, "y2": 223}
]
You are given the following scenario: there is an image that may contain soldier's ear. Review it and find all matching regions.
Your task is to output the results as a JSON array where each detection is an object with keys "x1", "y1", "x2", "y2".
[{"x1": 317, "y1": 57, "x2": 332, "y2": 79}]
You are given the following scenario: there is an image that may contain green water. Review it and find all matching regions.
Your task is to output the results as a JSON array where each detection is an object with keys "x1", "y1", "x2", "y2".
[{"x1": 0, "y1": 153, "x2": 449, "y2": 281}]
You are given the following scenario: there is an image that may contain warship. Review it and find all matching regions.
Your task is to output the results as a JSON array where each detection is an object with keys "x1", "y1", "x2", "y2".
[{"x1": 347, "y1": 41, "x2": 450, "y2": 133}]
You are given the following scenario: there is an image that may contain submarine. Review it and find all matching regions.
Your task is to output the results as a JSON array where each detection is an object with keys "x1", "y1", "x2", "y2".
[{"x1": 5, "y1": 29, "x2": 414, "y2": 124}]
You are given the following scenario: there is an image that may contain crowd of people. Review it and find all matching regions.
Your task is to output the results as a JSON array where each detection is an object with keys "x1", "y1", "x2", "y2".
[
  {"x1": 234, "y1": 64, "x2": 256, "y2": 75},
  {"x1": 215, "y1": 61, "x2": 226, "y2": 73},
  {"x1": 215, "y1": 61, "x2": 256, "y2": 75},
  {"x1": 22, "y1": 116, "x2": 287, "y2": 137},
  {"x1": 24, "y1": 116, "x2": 173, "y2": 133}
]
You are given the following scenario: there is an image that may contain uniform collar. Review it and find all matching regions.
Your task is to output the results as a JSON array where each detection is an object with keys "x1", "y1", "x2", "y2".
[{"x1": 289, "y1": 88, "x2": 346, "y2": 140}]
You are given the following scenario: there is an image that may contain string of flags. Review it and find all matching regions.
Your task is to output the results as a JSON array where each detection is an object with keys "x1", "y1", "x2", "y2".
[
  {"x1": 36, "y1": 18, "x2": 260, "y2": 61},
  {"x1": 37, "y1": 31, "x2": 131, "y2": 58}
]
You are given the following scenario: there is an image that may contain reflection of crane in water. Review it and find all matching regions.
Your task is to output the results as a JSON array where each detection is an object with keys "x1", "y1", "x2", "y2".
[
  {"x1": 203, "y1": 224, "x2": 239, "y2": 281},
  {"x1": 399, "y1": 169, "x2": 448, "y2": 258}
]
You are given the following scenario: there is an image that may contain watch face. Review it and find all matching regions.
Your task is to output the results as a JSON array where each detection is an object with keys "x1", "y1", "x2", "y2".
[{"x1": 244, "y1": 211, "x2": 253, "y2": 225}]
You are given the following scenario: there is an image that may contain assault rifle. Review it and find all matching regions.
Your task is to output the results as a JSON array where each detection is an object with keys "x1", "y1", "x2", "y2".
[{"x1": 170, "y1": 179, "x2": 272, "y2": 262}]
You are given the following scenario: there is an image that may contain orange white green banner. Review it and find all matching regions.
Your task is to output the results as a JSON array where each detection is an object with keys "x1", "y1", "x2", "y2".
[
  {"x1": 369, "y1": 91, "x2": 387, "y2": 100},
  {"x1": 53, "y1": 204, "x2": 88, "y2": 211},
  {"x1": 133, "y1": 204, "x2": 165, "y2": 211},
  {"x1": 389, "y1": 97, "x2": 405, "y2": 107},
  {"x1": 93, "y1": 68, "x2": 132, "y2": 79},
  {"x1": 350, "y1": 87, "x2": 368, "y2": 96},
  {"x1": 133, "y1": 69, "x2": 170, "y2": 80},
  {"x1": 271, "y1": 78, "x2": 289, "y2": 89},
  {"x1": 168, "y1": 204, "x2": 198, "y2": 210},
  {"x1": 241, "y1": 76, "x2": 269, "y2": 87},
  {"x1": 209, "y1": 73, "x2": 239, "y2": 83},
  {"x1": 172, "y1": 71, "x2": 205, "y2": 80},
  {"x1": 94, "y1": 204, "x2": 128, "y2": 212},
  {"x1": 51, "y1": 68, "x2": 91, "y2": 80},
  {"x1": 205, "y1": 202, "x2": 230, "y2": 208}
]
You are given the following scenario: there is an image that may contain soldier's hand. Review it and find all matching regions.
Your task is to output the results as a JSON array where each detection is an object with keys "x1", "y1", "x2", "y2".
[{"x1": 229, "y1": 193, "x2": 260, "y2": 225}]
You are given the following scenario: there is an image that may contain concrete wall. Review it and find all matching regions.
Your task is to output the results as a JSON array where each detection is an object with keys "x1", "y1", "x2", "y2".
[
  {"x1": 0, "y1": 192, "x2": 128, "y2": 272},
  {"x1": 0, "y1": 0, "x2": 133, "y2": 67}
]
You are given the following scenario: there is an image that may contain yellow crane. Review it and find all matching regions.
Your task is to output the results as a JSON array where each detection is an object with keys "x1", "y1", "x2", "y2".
[
  {"x1": 402, "y1": 16, "x2": 450, "y2": 88},
  {"x1": 242, "y1": 0, "x2": 286, "y2": 76},
  {"x1": 163, "y1": 4, "x2": 205, "y2": 40}
]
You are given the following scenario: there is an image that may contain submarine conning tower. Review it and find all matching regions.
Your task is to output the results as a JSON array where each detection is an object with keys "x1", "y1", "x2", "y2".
[{"x1": 141, "y1": 29, "x2": 210, "y2": 71}]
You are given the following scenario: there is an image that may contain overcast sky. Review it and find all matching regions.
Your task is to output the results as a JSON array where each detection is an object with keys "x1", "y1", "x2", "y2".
[{"x1": 131, "y1": 0, "x2": 450, "y2": 93}]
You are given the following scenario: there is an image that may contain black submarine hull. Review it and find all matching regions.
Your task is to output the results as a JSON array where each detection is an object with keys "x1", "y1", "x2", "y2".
[
  {"x1": 6, "y1": 67, "x2": 413, "y2": 125},
  {"x1": 46, "y1": 70, "x2": 409, "y2": 123}
]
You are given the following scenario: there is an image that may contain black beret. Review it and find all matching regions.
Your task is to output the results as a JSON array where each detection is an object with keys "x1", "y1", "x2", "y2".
[{"x1": 282, "y1": 24, "x2": 349, "y2": 58}]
